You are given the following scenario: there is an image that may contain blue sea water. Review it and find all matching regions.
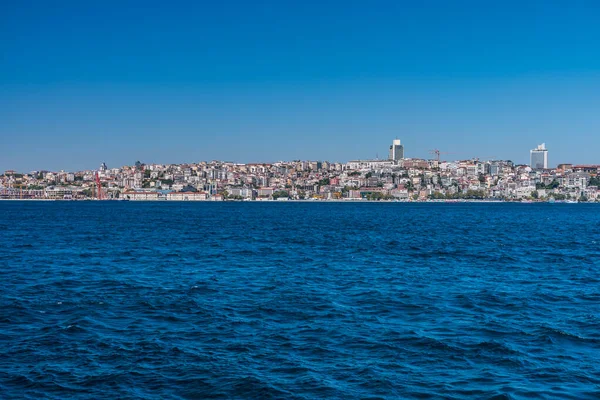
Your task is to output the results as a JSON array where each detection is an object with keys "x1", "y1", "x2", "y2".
[{"x1": 0, "y1": 202, "x2": 599, "y2": 399}]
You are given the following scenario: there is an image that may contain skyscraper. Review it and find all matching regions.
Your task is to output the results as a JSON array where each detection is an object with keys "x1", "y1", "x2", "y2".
[
  {"x1": 530, "y1": 143, "x2": 548, "y2": 169},
  {"x1": 389, "y1": 139, "x2": 404, "y2": 161}
]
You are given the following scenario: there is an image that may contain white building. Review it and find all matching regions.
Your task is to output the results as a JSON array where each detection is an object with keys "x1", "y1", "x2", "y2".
[
  {"x1": 167, "y1": 191, "x2": 208, "y2": 201},
  {"x1": 346, "y1": 159, "x2": 395, "y2": 170},
  {"x1": 122, "y1": 191, "x2": 161, "y2": 200},
  {"x1": 45, "y1": 186, "x2": 74, "y2": 199},
  {"x1": 530, "y1": 143, "x2": 548, "y2": 169}
]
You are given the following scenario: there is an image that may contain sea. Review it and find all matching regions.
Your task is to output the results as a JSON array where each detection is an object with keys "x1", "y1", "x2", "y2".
[{"x1": 0, "y1": 202, "x2": 599, "y2": 399}]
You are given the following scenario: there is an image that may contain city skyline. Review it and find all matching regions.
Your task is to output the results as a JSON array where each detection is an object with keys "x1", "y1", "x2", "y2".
[
  {"x1": 0, "y1": 139, "x2": 567, "y2": 175},
  {"x1": 2, "y1": 1, "x2": 600, "y2": 172},
  {"x1": 3, "y1": 148, "x2": 599, "y2": 203}
]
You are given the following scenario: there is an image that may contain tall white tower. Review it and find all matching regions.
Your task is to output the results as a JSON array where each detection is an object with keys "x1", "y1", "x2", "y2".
[{"x1": 530, "y1": 143, "x2": 548, "y2": 169}]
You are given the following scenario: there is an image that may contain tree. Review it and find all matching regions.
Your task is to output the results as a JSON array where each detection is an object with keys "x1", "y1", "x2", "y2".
[
  {"x1": 462, "y1": 189, "x2": 485, "y2": 199},
  {"x1": 531, "y1": 191, "x2": 539, "y2": 199},
  {"x1": 429, "y1": 192, "x2": 446, "y2": 200},
  {"x1": 272, "y1": 190, "x2": 289, "y2": 199},
  {"x1": 537, "y1": 179, "x2": 561, "y2": 190}
]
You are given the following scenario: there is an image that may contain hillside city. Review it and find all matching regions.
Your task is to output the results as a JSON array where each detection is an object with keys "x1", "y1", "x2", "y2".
[{"x1": 1, "y1": 140, "x2": 599, "y2": 202}]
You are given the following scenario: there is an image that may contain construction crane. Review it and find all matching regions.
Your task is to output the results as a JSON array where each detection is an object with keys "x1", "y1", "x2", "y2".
[
  {"x1": 95, "y1": 171, "x2": 102, "y2": 200},
  {"x1": 429, "y1": 149, "x2": 452, "y2": 162}
]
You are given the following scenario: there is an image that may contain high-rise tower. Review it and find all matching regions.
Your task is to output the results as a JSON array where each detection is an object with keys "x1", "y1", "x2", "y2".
[
  {"x1": 530, "y1": 143, "x2": 548, "y2": 169},
  {"x1": 389, "y1": 139, "x2": 404, "y2": 161}
]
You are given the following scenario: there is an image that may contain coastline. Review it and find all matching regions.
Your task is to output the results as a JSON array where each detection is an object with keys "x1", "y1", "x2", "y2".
[{"x1": 0, "y1": 198, "x2": 593, "y2": 204}]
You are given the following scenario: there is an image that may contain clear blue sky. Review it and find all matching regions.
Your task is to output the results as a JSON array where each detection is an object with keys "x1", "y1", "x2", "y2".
[{"x1": 1, "y1": 0, "x2": 599, "y2": 172}]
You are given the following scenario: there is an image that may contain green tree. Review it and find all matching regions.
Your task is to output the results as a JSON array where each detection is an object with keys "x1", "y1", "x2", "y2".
[
  {"x1": 462, "y1": 189, "x2": 486, "y2": 199},
  {"x1": 549, "y1": 193, "x2": 566, "y2": 200},
  {"x1": 272, "y1": 190, "x2": 289, "y2": 199},
  {"x1": 429, "y1": 191, "x2": 446, "y2": 200}
]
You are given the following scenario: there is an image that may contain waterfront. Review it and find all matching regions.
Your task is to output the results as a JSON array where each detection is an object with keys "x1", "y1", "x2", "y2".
[
  {"x1": 2, "y1": 157, "x2": 600, "y2": 202},
  {"x1": 1, "y1": 202, "x2": 599, "y2": 399}
]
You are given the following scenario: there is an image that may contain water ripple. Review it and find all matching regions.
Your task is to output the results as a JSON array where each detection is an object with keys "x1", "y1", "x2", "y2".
[{"x1": 1, "y1": 202, "x2": 599, "y2": 399}]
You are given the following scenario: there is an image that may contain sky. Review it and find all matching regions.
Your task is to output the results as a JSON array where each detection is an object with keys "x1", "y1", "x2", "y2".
[{"x1": 1, "y1": 0, "x2": 599, "y2": 172}]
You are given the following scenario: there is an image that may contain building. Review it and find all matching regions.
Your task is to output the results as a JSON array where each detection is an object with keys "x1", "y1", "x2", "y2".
[
  {"x1": 557, "y1": 163, "x2": 573, "y2": 172},
  {"x1": 45, "y1": 186, "x2": 75, "y2": 200},
  {"x1": 573, "y1": 165, "x2": 600, "y2": 174},
  {"x1": 346, "y1": 159, "x2": 395, "y2": 170},
  {"x1": 388, "y1": 139, "x2": 404, "y2": 161},
  {"x1": 122, "y1": 190, "x2": 161, "y2": 200},
  {"x1": 565, "y1": 173, "x2": 590, "y2": 189},
  {"x1": 399, "y1": 158, "x2": 429, "y2": 169},
  {"x1": 257, "y1": 187, "x2": 275, "y2": 198},
  {"x1": 530, "y1": 143, "x2": 548, "y2": 169},
  {"x1": 166, "y1": 191, "x2": 208, "y2": 201},
  {"x1": 229, "y1": 187, "x2": 254, "y2": 199}
]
